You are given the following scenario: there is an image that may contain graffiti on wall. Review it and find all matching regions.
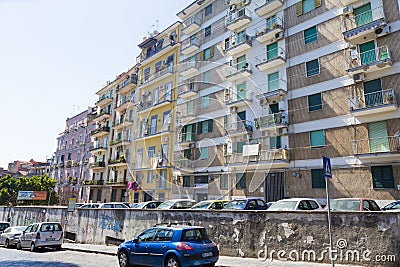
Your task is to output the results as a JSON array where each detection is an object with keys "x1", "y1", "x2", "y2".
[{"x1": 99, "y1": 213, "x2": 122, "y2": 232}]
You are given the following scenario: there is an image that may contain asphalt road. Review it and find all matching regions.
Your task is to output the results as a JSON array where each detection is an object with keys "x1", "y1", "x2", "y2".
[{"x1": 0, "y1": 246, "x2": 118, "y2": 267}]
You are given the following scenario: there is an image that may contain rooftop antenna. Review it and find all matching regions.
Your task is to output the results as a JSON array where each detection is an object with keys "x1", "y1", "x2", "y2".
[
  {"x1": 148, "y1": 20, "x2": 160, "y2": 37},
  {"x1": 71, "y1": 105, "x2": 80, "y2": 116}
]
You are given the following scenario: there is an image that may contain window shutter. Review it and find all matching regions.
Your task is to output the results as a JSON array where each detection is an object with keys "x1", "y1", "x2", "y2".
[
  {"x1": 314, "y1": 0, "x2": 321, "y2": 8},
  {"x1": 208, "y1": 120, "x2": 213, "y2": 132},
  {"x1": 210, "y1": 45, "x2": 214, "y2": 58},
  {"x1": 200, "y1": 50, "x2": 205, "y2": 61},
  {"x1": 296, "y1": 2, "x2": 303, "y2": 16},
  {"x1": 197, "y1": 122, "x2": 202, "y2": 134}
]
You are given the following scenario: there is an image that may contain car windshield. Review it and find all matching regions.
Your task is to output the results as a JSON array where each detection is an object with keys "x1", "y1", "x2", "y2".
[
  {"x1": 383, "y1": 201, "x2": 400, "y2": 210},
  {"x1": 0, "y1": 223, "x2": 10, "y2": 231},
  {"x1": 157, "y1": 200, "x2": 175, "y2": 209},
  {"x1": 40, "y1": 223, "x2": 62, "y2": 232},
  {"x1": 330, "y1": 200, "x2": 360, "y2": 211},
  {"x1": 224, "y1": 200, "x2": 247, "y2": 209},
  {"x1": 133, "y1": 202, "x2": 148, "y2": 209},
  {"x1": 13, "y1": 226, "x2": 26, "y2": 232},
  {"x1": 268, "y1": 201, "x2": 297, "y2": 211},
  {"x1": 181, "y1": 228, "x2": 208, "y2": 241},
  {"x1": 191, "y1": 201, "x2": 212, "y2": 209}
]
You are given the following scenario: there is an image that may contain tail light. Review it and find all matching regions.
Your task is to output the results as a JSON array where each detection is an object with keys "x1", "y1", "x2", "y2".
[
  {"x1": 36, "y1": 232, "x2": 40, "y2": 239},
  {"x1": 177, "y1": 242, "x2": 194, "y2": 251}
]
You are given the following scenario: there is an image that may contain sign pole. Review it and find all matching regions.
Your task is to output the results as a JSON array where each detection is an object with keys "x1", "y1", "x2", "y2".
[{"x1": 323, "y1": 156, "x2": 334, "y2": 267}]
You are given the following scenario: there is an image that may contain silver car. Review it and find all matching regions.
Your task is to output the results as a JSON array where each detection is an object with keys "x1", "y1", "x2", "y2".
[
  {"x1": 17, "y1": 222, "x2": 63, "y2": 251},
  {"x1": 0, "y1": 226, "x2": 26, "y2": 248}
]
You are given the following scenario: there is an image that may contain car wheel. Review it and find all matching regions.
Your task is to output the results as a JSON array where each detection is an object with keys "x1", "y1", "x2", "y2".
[
  {"x1": 16, "y1": 241, "x2": 22, "y2": 250},
  {"x1": 30, "y1": 242, "x2": 36, "y2": 252},
  {"x1": 165, "y1": 255, "x2": 181, "y2": 267},
  {"x1": 118, "y1": 250, "x2": 132, "y2": 267},
  {"x1": 4, "y1": 239, "x2": 9, "y2": 248}
]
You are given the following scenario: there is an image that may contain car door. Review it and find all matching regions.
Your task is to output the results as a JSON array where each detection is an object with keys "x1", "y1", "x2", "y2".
[
  {"x1": 256, "y1": 200, "x2": 267, "y2": 210},
  {"x1": 307, "y1": 200, "x2": 320, "y2": 210},
  {"x1": 247, "y1": 200, "x2": 257, "y2": 210},
  {"x1": 21, "y1": 225, "x2": 34, "y2": 247},
  {"x1": 148, "y1": 229, "x2": 174, "y2": 266},
  {"x1": 131, "y1": 228, "x2": 157, "y2": 265}
]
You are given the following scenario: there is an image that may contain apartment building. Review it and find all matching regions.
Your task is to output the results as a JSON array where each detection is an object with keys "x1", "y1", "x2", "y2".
[
  {"x1": 130, "y1": 22, "x2": 181, "y2": 203},
  {"x1": 89, "y1": 66, "x2": 138, "y2": 203},
  {"x1": 53, "y1": 109, "x2": 95, "y2": 204}
]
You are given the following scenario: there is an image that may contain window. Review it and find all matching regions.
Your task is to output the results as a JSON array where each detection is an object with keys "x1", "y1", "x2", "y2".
[
  {"x1": 144, "y1": 67, "x2": 150, "y2": 82},
  {"x1": 203, "y1": 71, "x2": 211, "y2": 83},
  {"x1": 183, "y1": 176, "x2": 190, "y2": 187},
  {"x1": 236, "y1": 173, "x2": 246, "y2": 189},
  {"x1": 198, "y1": 120, "x2": 213, "y2": 134},
  {"x1": 268, "y1": 72, "x2": 279, "y2": 92},
  {"x1": 237, "y1": 82, "x2": 246, "y2": 100},
  {"x1": 203, "y1": 47, "x2": 212, "y2": 60},
  {"x1": 220, "y1": 174, "x2": 228, "y2": 189},
  {"x1": 150, "y1": 115, "x2": 157, "y2": 135},
  {"x1": 296, "y1": 0, "x2": 321, "y2": 16},
  {"x1": 311, "y1": 169, "x2": 325, "y2": 188},
  {"x1": 270, "y1": 136, "x2": 281, "y2": 149},
  {"x1": 368, "y1": 121, "x2": 389, "y2": 153},
  {"x1": 136, "y1": 149, "x2": 143, "y2": 168},
  {"x1": 201, "y1": 95, "x2": 210, "y2": 108},
  {"x1": 308, "y1": 93, "x2": 322, "y2": 111},
  {"x1": 205, "y1": 4, "x2": 212, "y2": 16},
  {"x1": 310, "y1": 130, "x2": 325, "y2": 147},
  {"x1": 306, "y1": 59, "x2": 320, "y2": 77},
  {"x1": 267, "y1": 42, "x2": 278, "y2": 60},
  {"x1": 372, "y1": 166, "x2": 394, "y2": 189},
  {"x1": 154, "y1": 229, "x2": 173, "y2": 242},
  {"x1": 148, "y1": 146, "x2": 155, "y2": 168},
  {"x1": 111, "y1": 189, "x2": 117, "y2": 202},
  {"x1": 304, "y1": 26, "x2": 317, "y2": 44},
  {"x1": 237, "y1": 141, "x2": 245, "y2": 153},
  {"x1": 204, "y1": 25, "x2": 211, "y2": 37},
  {"x1": 138, "y1": 229, "x2": 157, "y2": 242},
  {"x1": 200, "y1": 147, "x2": 208, "y2": 160}
]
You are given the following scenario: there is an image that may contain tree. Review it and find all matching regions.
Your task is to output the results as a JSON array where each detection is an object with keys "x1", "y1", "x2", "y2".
[{"x1": 0, "y1": 174, "x2": 59, "y2": 206}]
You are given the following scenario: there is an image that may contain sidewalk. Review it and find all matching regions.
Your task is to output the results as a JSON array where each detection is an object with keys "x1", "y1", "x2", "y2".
[{"x1": 62, "y1": 243, "x2": 363, "y2": 267}]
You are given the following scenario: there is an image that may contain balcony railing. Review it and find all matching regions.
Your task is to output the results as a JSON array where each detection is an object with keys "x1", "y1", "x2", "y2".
[
  {"x1": 182, "y1": 14, "x2": 202, "y2": 35},
  {"x1": 89, "y1": 145, "x2": 107, "y2": 152},
  {"x1": 254, "y1": 17, "x2": 284, "y2": 43},
  {"x1": 257, "y1": 78, "x2": 287, "y2": 97},
  {"x1": 96, "y1": 96, "x2": 112, "y2": 106},
  {"x1": 110, "y1": 138, "x2": 131, "y2": 146},
  {"x1": 225, "y1": 120, "x2": 253, "y2": 135},
  {"x1": 89, "y1": 161, "x2": 106, "y2": 168},
  {"x1": 84, "y1": 180, "x2": 105, "y2": 186},
  {"x1": 349, "y1": 88, "x2": 398, "y2": 112},
  {"x1": 181, "y1": 37, "x2": 201, "y2": 52},
  {"x1": 178, "y1": 132, "x2": 195, "y2": 143},
  {"x1": 225, "y1": 33, "x2": 252, "y2": 55},
  {"x1": 254, "y1": 0, "x2": 284, "y2": 17},
  {"x1": 178, "y1": 83, "x2": 199, "y2": 97},
  {"x1": 140, "y1": 65, "x2": 174, "y2": 85},
  {"x1": 116, "y1": 74, "x2": 138, "y2": 94},
  {"x1": 225, "y1": 61, "x2": 252, "y2": 79},
  {"x1": 345, "y1": 46, "x2": 392, "y2": 73},
  {"x1": 352, "y1": 137, "x2": 400, "y2": 155},
  {"x1": 108, "y1": 158, "x2": 127, "y2": 165},
  {"x1": 225, "y1": 148, "x2": 289, "y2": 164},
  {"x1": 225, "y1": 7, "x2": 252, "y2": 30},
  {"x1": 90, "y1": 126, "x2": 110, "y2": 136},
  {"x1": 90, "y1": 110, "x2": 111, "y2": 121},
  {"x1": 115, "y1": 99, "x2": 133, "y2": 110},
  {"x1": 255, "y1": 47, "x2": 286, "y2": 71},
  {"x1": 113, "y1": 118, "x2": 134, "y2": 128},
  {"x1": 255, "y1": 112, "x2": 288, "y2": 129}
]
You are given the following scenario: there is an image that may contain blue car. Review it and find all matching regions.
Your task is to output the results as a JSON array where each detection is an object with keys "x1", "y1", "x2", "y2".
[{"x1": 117, "y1": 224, "x2": 219, "y2": 267}]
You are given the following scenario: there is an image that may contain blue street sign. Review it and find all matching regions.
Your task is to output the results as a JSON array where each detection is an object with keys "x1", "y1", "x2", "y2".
[{"x1": 323, "y1": 156, "x2": 332, "y2": 179}]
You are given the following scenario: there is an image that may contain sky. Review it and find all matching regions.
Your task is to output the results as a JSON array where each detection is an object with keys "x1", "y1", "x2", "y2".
[{"x1": 0, "y1": 0, "x2": 194, "y2": 168}]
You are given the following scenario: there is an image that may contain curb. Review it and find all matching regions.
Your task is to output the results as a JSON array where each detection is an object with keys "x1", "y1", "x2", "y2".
[{"x1": 63, "y1": 246, "x2": 117, "y2": 256}]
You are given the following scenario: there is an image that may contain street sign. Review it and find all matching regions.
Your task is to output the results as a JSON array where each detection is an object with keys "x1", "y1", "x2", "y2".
[
  {"x1": 67, "y1": 197, "x2": 76, "y2": 212},
  {"x1": 323, "y1": 156, "x2": 332, "y2": 179}
]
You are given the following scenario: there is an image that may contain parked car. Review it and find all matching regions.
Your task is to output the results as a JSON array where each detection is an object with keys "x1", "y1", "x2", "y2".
[
  {"x1": 266, "y1": 202, "x2": 275, "y2": 209},
  {"x1": 0, "y1": 226, "x2": 26, "y2": 248},
  {"x1": 130, "y1": 203, "x2": 139, "y2": 208},
  {"x1": 98, "y1": 202, "x2": 130, "y2": 209},
  {"x1": 131, "y1": 201, "x2": 163, "y2": 209},
  {"x1": 157, "y1": 199, "x2": 196, "y2": 209},
  {"x1": 117, "y1": 224, "x2": 219, "y2": 267},
  {"x1": 79, "y1": 203, "x2": 100, "y2": 209},
  {"x1": 0, "y1": 222, "x2": 11, "y2": 234},
  {"x1": 329, "y1": 198, "x2": 380, "y2": 211},
  {"x1": 224, "y1": 197, "x2": 268, "y2": 210},
  {"x1": 191, "y1": 200, "x2": 229, "y2": 210},
  {"x1": 74, "y1": 203, "x2": 85, "y2": 208},
  {"x1": 17, "y1": 222, "x2": 63, "y2": 251},
  {"x1": 381, "y1": 200, "x2": 400, "y2": 211},
  {"x1": 268, "y1": 198, "x2": 322, "y2": 211}
]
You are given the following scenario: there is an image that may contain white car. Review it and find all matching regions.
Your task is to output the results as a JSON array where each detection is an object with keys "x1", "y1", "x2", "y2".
[
  {"x1": 268, "y1": 198, "x2": 322, "y2": 211},
  {"x1": 157, "y1": 199, "x2": 196, "y2": 209},
  {"x1": 17, "y1": 222, "x2": 63, "y2": 251},
  {"x1": 0, "y1": 226, "x2": 26, "y2": 248},
  {"x1": 98, "y1": 202, "x2": 129, "y2": 209}
]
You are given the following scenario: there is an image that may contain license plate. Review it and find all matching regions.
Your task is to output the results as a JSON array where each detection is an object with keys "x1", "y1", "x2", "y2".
[
  {"x1": 46, "y1": 238, "x2": 55, "y2": 241},
  {"x1": 202, "y1": 252, "x2": 213, "y2": 258}
]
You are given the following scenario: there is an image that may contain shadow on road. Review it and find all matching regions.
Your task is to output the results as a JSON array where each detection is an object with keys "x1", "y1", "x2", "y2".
[{"x1": 0, "y1": 260, "x2": 80, "y2": 267}]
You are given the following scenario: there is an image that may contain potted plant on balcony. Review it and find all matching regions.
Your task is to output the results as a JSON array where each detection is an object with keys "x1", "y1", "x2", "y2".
[{"x1": 385, "y1": 93, "x2": 394, "y2": 104}]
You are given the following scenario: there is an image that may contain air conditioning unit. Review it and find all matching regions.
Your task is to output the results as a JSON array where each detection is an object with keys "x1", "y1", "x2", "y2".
[
  {"x1": 375, "y1": 25, "x2": 391, "y2": 38},
  {"x1": 188, "y1": 143, "x2": 194, "y2": 148},
  {"x1": 343, "y1": 6, "x2": 353, "y2": 15},
  {"x1": 230, "y1": 4, "x2": 236, "y2": 12},
  {"x1": 353, "y1": 73, "x2": 365, "y2": 83},
  {"x1": 275, "y1": 31, "x2": 284, "y2": 40},
  {"x1": 280, "y1": 127, "x2": 288, "y2": 135}
]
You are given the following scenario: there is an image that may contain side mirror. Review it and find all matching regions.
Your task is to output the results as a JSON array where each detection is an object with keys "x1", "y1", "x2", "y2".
[{"x1": 132, "y1": 237, "x2": 139, "y2": 243}]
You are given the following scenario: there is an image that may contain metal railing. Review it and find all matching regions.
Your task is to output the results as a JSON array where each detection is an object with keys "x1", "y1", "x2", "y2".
[
  {"x1": 113, "y1": 118, "x2": 134, "y2": 127},
  {"x1": 255, "y1": 16, "x2": 284, "y2": 37},
  {"x1": 225, "y1": 33, "x2": 252, "y2": 51},
  {"x1": 89, "y1": 161, "x2": 106, "y2": 168},
  {"x1": 178, "y1": 132, "x2": 195, "y2": 143},
  {"x1": 225, "y1": 120, "x2": 254, "y2": 134},
  {"x1": 257, "y1": 78, "x2": 287, "y2": 94},
  {"x1": 226, "y1": 61, "x2": 252, "y2": 77},
  {"x1": 345, "y1": 45, "x2": 391, "y2": 71},
  {"x1": 90, "y1": 126, "x2": 110, "y2": 136},
  {"x1": 141, "y1": 64, "x2": 174, "y2": 85},
  {"x1": 90, "y1": 110, "x2": 111, "y2": 121},
  {"x1": 115, "y1": 99, "x2": 133, "y2": 109},
  {"x1": 226, "y1": 7, "x2": 252, "y2": 27},
  {"x1": 89, "y1": 145, "x2": 107, "y2": 151},
  {"x1": 255, "y1": 47, "x2": 286, "y2": 65},
  {"x1": 225, "y1": 148, "x2": 289, "y2": 163},
  {"x1": 349, "y1": 88, "x2": 397, "y2": 111},
  {"x1": 109, "y1": 138, "x2": 131, "y2": 146},
  {"x1": 352, "y1": 137, "x2": 400, "y2": 154},
  {"x1": 96, "y1": 96, "x2": 112, "y2": 105},
  {"x1": 178, "y1": 60, "x2": 201, "y2": 73},
  {"x1": 255, "y1": 112, "x2": 288, "y2": 128},
  {"x1": 181, "y1": 37, "x2": 201, "y2": 51},
  {"x1": 342, "y1": 6, "x2": 385, "y2": 33},
  {"x1": 224, "y1": 89, "x2": 253, "y2": 103},
  {"x1": 183, "y1": 14, "x2": 202, "y2": 31},
  {"x1": 108, "y1": 158, "x2": 127, "y2": 165}
]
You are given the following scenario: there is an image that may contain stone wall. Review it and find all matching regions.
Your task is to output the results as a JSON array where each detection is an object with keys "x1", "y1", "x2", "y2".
[{"x1": 1, "y1": 206, "x2": 399, "y2": 266}]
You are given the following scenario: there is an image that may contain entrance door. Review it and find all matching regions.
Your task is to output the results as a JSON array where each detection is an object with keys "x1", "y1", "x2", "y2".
[
  {"x1": 359, "y1": 40, "x2": 376, "y2": 65},
  {"x1": 363, "y1": 79, "x2": 383, "y2": 107},
  {"x1": 264, "y1": 172, "x2": 285, "y2": 202}
]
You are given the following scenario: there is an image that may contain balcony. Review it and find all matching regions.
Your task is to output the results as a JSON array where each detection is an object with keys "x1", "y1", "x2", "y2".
[
  {"x1": 177, "y1": 133, "x2": 195, "y2": 148},
  {"x1": 256, "y1": 78, "x2": 287, "y2": 101},
  {"x1": 255, "y1": 112, "x2": 288, "y2": 131},
  {"x1": 225, "y1": 147, "x2": 289, "y2": 169},
  {"x1": 345, "y1": 46, "x2": 392, "y2": 75},
  {"x1": 138, "y1": 43, "x2": 178, "y2": 66},
  {"x1": 90, "y1": 126, "x2": 110, "y2": 138},
  {"x1": 110, "y1": 138, "x2": 131, "y2": 147},
  {"x1": 225, "y1": 7, "x2": 252, "y2": 31},
  {"x1": 352, "y1": 137, "x2": 400, "y2": 163},
  {"x1": 140, "y1": 65, "x2": 174, "y2": 87},
  {"x1": 90, "y1": 110, "x2": 111, "y2": 122},
  {"x1": 225, "y1": 120, "x2": 253, "y2": 138},
  {"x1": 224, "y1": 89, "x2": 253, "y2": 107},
  {"x1": 84, "y1": 180, "x2": 105, "y2": 186},
  {"x1": 225, "y1": 33, "x2": 252, "y2": 56},
  {"x1": 255, "y1": 47, "x2": 286, "y2": 72},
  {"x1": 137, "y1": 97, "x2": 172, "y2": 113},
  {"x1": 225, "y1": 61, "x2": 252, "y2": 81},
  {"x1": 89, "y1": 161, "x2": 106, "y2": 170},
  {"x1": 96, "y1": 96, "x2": 113, "y2": 107},
  {"x1": 89, "y1": 145, "x2": 107, "y2": 154},
  {"x1": 174, "y1": 158, "x2": 195, "y2": 172},
  {"x1": 349, "y1": 89, "x2": 398, "y2": 116},
  {"x1": 106, "y1": 179, "x2": 128, "y2": 186},
  {"x1": 182, "y1": 14, "x2": 202, "y2": 35},
  {"x1": 114, "y1": 99, "x2": 133, "y2": 113},
  {"x1": 254, "y1": 0, "x2": 284, "y2": 17},
  {"x1": 113, "y1": 118, "x2": 134, "y2": 130},
  {"x1": 108, "y1": 157, "x2": 127, "y2": 167},
  {"x1": 181, "y1": 37, "x2": 200, "y2": 56},
  {"x1": 255, "y1": 17, "x2": 284, "y2": 43},
  {"x1": 116, "y1": 74, "x2": 138, "y2": 95},
  {"x1": 58, "y1": 162, "x2": 64, "y2": 168},
  {"x1": 179, "y1": 61, "x2": 200, "y2": 79},
  {"x1": 342, "y1": 6, "x2": 388, "y2": 45}
]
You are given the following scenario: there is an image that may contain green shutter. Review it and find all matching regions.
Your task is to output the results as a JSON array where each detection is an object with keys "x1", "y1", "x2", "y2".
[
  {"x1": 359, "y1": 40, "x2": 376, "y2": 65},
  {"x1": 268, "y1": 72, "x2": 279, "y2": 92},
  {"x1": 267, "y1": 42, "x2": 278, "y2": 61},
  {"x1": 210, "y1": 45, "x2": 214, "y2": 58},
  {"x1": 304, "y1": 26, "x2": 317, "y2": 44},
  {"x1": 311, "y1": 169, "x2": 326, "y2": 188},
  {"x1": 296, "y1": 2, "x2": 303, "y2": 16},
  {"x1": 208, "y1": 120, "x2": 213, "y2": 132},
  {"x1": 354, "y1": 3, "x2": 372, "y2": 27},
  {"x1": 308, "y1": 93, "x2": 322, "y2": 111},
  {"x1": 197, "y1": 122, "x2": 202, "y2": 134},
  {"x1": 310, "y1": 130, "x2": 324, "y2": 147},
  {"x1": 314, "y1": 0, "x2": 321, "y2": 8},
  {"x1": 363, "y1": 79, "x2": 383, "y2": 107},
  {"x1": 372, "y1": 166, "x2": 394, "y2": 189},
  {"x1": 368, "y1": 122, "x2": 389, "y2": 152},
  {"x1": 200, "y1": 50, "x2": 204, "y2": 61}
]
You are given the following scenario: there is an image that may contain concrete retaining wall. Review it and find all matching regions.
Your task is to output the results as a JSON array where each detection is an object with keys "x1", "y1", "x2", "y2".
[{"x1": 1, "y1": 206, "x2": 399, "y2": 266}]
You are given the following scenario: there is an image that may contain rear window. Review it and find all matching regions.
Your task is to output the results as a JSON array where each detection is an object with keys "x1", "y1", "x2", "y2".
[
  {"x1": 0, "y1": 223, "x2": 10, "y2": 231},
  {"x1": 40, "y1": 223, "x2": 62, "y2": 232},
  {"x1": 181, "y1": 228, "x2": 208, "y2": 241},
  {"x1": 331, "y1": 200, "x2": 360, "y2": 211}
]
